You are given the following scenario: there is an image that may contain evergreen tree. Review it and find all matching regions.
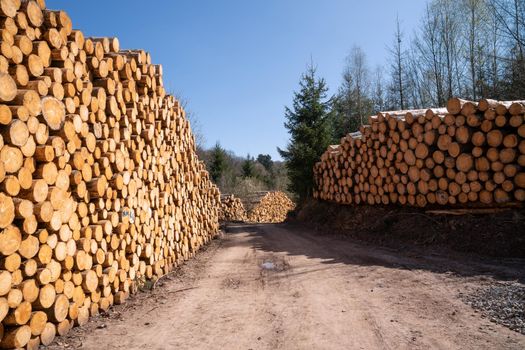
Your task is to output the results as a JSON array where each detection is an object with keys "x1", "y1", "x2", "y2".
[
  {"x1": 278, "y1": 64, "x2": 333, "y2": 201},
  {"x1": 242, "y1": 154, "x2": 255, "y2": 178},
  {"x1": 256, "y1": 154, "x2": 273, "y2": 172},
  {"x1": 209, "y1": 142, "x2": 227, "y2": 183}
]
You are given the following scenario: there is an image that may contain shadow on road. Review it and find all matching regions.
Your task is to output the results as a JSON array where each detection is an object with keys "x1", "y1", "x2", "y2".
[{"x1": 224, "y1": 222, "x2": 525, "y2": 284}]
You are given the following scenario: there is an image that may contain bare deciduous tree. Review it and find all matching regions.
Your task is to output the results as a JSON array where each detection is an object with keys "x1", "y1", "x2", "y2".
[
  {"x1": 343, "y1": 46, "x2": 371, "y2": 125},
  {"x1": 389, "y1": 16, "x2": 407, "y2": 110},
  {"x1": 372, "y1": 65, "x2": 387, "y2": 113},
  {"x1": 173, "y1": 93, "x2": 206, "y2": 150}
]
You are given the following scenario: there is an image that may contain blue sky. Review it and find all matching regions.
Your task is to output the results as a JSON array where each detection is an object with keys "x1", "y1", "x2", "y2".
[{"x1": 47, "y1": 1, "x2": 427, "y2": 159}]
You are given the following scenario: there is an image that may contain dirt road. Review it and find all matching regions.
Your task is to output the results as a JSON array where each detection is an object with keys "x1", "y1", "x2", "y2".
[{"x1": 52, "y1": 223, "x2": 525, "y2": 350}]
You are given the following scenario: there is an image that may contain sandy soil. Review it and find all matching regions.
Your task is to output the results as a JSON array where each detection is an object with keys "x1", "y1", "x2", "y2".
[{"x1": 49, "y1": 223, "x2": 525, "y2": 350}]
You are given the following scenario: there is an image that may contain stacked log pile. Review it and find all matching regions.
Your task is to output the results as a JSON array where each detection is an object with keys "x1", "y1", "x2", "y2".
[
  {"x1": 219, "y1": 195, "x2": 246, "y2": 222},
  {"x1": 245, "y1": 191, "x2": 295, "y2": 223},
  {"x1": 0, "y1": 1, "x2": 220, "y2": 348},
  {"x1": 314, "y1": 98, "x2": 525, "y2": 207}
]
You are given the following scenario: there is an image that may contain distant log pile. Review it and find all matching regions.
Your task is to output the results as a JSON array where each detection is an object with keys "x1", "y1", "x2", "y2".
[
  {"x1": 219, "y1": 192, "x2": 295, "y2": 224},
  {"x1": 0, "y1": 1, "x2": 220, "y2": 348},
  {"x1": 314, "y1": 98, "x2": 525, "y2": 207},
  {"x1": 219, "y1": 195, "x2": 246, "y2": 222},
  {"x1": 245, "y1": 191, "x2": 295, "y2": 223}
]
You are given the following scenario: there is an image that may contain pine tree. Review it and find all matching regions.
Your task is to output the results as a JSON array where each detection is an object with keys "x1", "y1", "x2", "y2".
[
  {"x1": 278, "y1": 64, "x2": 332, "y2": 201},
  {"x1": 256, "y1": 154, "x2": 273, "y2": 172},
  {"x1": 209, "y1": 142, "x2": 227, "y2": 183},
  {"x1": 242, "y1": 154, "x2": 255, "y2": 178}
]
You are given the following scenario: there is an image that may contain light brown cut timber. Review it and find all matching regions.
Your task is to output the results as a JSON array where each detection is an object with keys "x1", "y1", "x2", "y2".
[
  {"x1": 19, "y1": 234, "x2": 39, "y2": 259},
  {"x1": 0, "y1": 271, "x2": 11, "y2": 296},
  {"x1": 34, "y1": 202, "x2": 52, "y2": 224},
  {"x1": 12, "y1": 89, "x2": 41, "y2": 117},
  {"x1": 41, "y1": 96, "x2": 65, "y2": 130},
  {"x1": 0, "y1": 0, "x2": 17, "y2": 18},
  {"x1": 1, "y1": 253, "x2": 20, "y2": 272},
  {"x1": 13, "y1": 198, "x2": 33, "y2": 218},
  {"x1": 20, "y1": 280, "x2": 38, "y2": 304},
  {"x1": 19, "y1": 179, "x2": 48, "y2": 203},
  {"x1": 22, "y1": 0, "x2": 44, "y2": 27},
  {"x1": 3, "y1": 301, "x2": 32, "y2": 325},
  {"x1": 45, "y1": 294, "x2": 68, "y2": 322},
  {"x1": 2, "y1": 119, "x2": 29, "y2": 146},
  {"x1": 447, "y1": 98, "x2": 475, "y2": 115},
  {"x1": 6, "y1": 288, "x2": 22, "y2": 308},
  {"x1": 27, "y1": 337, "x2": 41, "y2": 350},
  {"x1": 27, "y1": 54, "x2": 45, "y2": 77},
  {"x1": 34, "y1": 284, "x2": 55, "y2": 309},
  {"x1": 0, "y1": 325, "x2": 31, "y2": 349},
  {"x1": 39, "y1": 322, "x2": 56, "y2": 345},
  {"x1": 29, "y1": 311, "x2": 47, "y2": 335},
  {"x1": 0, "y1": 72, "x2": 17, "y2": 102},
  {"x1": 0, "y1": 297, "x2": 8, "y2": 321},
  {"x1": 0, "y1": 192, "x2": 14, "y2": 228},
  {"x1": 0, "y1": 104, "x2": 12, "y2": 125}
]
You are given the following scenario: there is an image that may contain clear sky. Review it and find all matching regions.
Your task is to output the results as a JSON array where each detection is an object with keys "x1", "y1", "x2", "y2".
[{"x1": 47, "y1": 0, "x2": 427, "y2": 159}]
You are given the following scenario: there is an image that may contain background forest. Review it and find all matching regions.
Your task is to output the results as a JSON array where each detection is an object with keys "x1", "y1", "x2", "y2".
[{"x1": 199, "y1": 0, "x2": 525, "y2": 201}]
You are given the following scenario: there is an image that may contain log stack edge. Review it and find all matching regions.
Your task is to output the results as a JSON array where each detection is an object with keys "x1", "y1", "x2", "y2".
[
  {"x1": 314, "y1": 98, "x2": 525, "y2": 207},
  {"x1": 0, "y1": 0, "x2": 221, "y2": 348}
]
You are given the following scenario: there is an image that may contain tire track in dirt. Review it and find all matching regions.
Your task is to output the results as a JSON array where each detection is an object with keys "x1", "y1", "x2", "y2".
[{"x1": 49, "y1": 223, "x2": 525, "y2": 350}]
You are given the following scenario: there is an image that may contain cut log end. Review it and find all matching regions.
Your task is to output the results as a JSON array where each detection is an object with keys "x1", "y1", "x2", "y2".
[
  {"x1": 0, "y1": 193, "x2": 14, "y2": 228},
  {"x1": 41, "y1": 96, "x2": 65, "y2": 130},
  {"x1": 0, "y1": 72, "x2": 17, "y2": 102}
]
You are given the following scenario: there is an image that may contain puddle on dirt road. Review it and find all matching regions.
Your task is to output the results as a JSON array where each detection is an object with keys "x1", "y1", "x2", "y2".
[
  {"x1": 257, "y1": 257, "x2": 290, "y2": 288},
  {"x1": 261, "y1": 262, "x2": 275, "y2": 270},
  {"x1": 259, "y1": 257, "x2": 289, "y2": 272}
]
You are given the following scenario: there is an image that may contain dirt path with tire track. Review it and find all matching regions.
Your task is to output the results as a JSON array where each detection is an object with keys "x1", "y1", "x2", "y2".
[{"x1": 50, "y1": 223, "x2": 525, "y2": 350}]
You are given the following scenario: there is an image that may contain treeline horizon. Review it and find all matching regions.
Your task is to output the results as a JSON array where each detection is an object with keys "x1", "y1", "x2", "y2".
[
  {"x1": 197, "y1": 144, "x2": 290, "y2": 199},
  {"x1": 279, "y1": 0, "x2": 525, "y2": 202},
  {"x1": 197, "y1": 0, "x2": 525, "y2": 203}
]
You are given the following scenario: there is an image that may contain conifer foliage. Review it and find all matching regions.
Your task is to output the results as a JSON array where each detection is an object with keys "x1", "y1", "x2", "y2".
[{"x1": 278, "y1": 65, "x2": 333, "y2": 201}]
